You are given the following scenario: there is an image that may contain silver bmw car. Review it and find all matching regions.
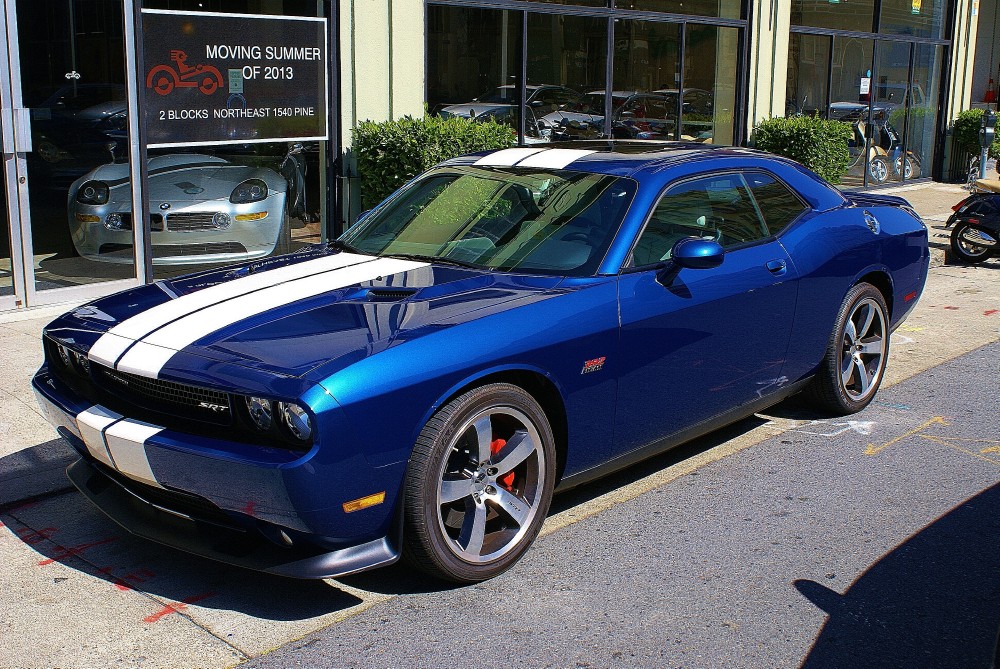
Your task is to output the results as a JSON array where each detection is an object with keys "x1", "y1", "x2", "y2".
[{"x1": 68, "y1": 153, "x2": 289, "y2": 265}]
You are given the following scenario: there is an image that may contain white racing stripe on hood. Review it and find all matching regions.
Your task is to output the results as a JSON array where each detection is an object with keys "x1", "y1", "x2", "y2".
[
  {"x1": 89, "y1": 252, "x2": 378, "y2": 367},
  {"x1": 115, "y1": 256, "x2": 429, "y2": 378},
  {"x1": 474, "y1": 147, "x2": 546, "y2": 166},
  {"x1": 515, "y1": 148, "x2": 597, "y2": 169}
]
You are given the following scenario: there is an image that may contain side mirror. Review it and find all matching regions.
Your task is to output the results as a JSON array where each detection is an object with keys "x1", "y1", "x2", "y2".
[{"x1": 671, "y1": 237, "x2": 724, "y2": 270}]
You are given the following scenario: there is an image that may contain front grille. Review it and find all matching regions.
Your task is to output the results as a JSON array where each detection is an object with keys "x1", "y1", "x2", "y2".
[
  {"x1": 166, "y1": 212, "x2": 220, "y2": 232},
  {"x1": 114, "y1": 213, "x2": 164, "y2": 231},
  {"x1": 95, "y1": 364, "x2": 232, "y2": 425}
]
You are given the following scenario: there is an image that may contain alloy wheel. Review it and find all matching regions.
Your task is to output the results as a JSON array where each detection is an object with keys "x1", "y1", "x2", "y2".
[
  {"x1": 839, "y1": 297, "x2": 887, "y2": 401},
  {"x1": 436, "y1": 407, "x2": 546, "y2": 564}
]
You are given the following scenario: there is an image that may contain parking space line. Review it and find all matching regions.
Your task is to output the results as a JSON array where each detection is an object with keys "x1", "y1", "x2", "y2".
[{"x1": 864, "y1": 416, "x2": 948, "y2": 456}]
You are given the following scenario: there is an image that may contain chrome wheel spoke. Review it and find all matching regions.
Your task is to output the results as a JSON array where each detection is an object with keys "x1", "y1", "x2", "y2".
[
  {"x1": 841, "y1": 355, "x2": 855, "y2": 386},
  {"x1": 855, "y1": 358, "x2": 872, "y2": 394},
  {"x1": 490, "y1": 488, "x2": 532, "y2": 527},
  {"x1": 472, "y1": 415, "x2": 493, "y2": 463},
  {"x1": 491, "y1": 430, "x2": 535, "y2": 474},
  {"x1": 457, "y1": 501, "x2": 487, "y2": 555},
  {"x1": 440, "y1": 476, "x2": 473, "y2": 504},
  {"x1": 844, "y1": 319, "x2": 858, "y2": 345}
]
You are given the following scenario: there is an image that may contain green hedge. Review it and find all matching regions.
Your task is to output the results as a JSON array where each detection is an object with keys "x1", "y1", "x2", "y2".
[
  {"x1": 352, "y1": 114, "x2": 516, "y2": 210},
  {"x1": 953, "y1": 108, "x2": 1000, "y2": 161},
  {"x1": 751, "y1": 116, "x2": 852, "y2": 184}
]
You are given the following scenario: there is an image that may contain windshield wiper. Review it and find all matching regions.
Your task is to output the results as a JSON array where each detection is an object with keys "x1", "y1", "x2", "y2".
[
  {"x1": 384, "y1": 252, "x2": 483, "y2": 270},
  {"x1": 328, "y1": 239, "x2": 362, "y2": 254}
]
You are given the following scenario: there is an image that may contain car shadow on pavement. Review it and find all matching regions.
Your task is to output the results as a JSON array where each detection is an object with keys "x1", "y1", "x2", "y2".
[
  {"x1": 0, "y1": 439, "x2": 76, "y2": 507},
  {"x1": 1, "y1": 491, "x2": 365, "y2": 620},
  {"x1": 795, "y1": 481, "x2": 1000, "y2": 668}
]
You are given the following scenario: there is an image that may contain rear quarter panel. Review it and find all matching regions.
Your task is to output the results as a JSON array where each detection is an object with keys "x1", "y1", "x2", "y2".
[{"x1": 778, "y1": 203, "x2": 928, "y2": 385}]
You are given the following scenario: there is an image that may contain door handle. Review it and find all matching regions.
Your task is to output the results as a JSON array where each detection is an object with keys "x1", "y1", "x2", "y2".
[{"x1": 765, "y1": 259, "x2": 787, "y2": 275}]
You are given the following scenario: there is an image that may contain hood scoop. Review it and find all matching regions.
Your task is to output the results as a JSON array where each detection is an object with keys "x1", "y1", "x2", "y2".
[{"x1": 359, "y1": 287, "x2": 419, "y2": 302}]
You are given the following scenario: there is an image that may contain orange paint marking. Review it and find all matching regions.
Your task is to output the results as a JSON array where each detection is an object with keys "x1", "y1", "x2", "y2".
[
  {"x1": 143, "y1": 592, "x2": 216, "y2": 623},
  {"x1": 99, "y1": 566, "x2": 157, "y2": 591},
  {"x1": 37, "y1": 537, "x2": 118, "y2": 566}
]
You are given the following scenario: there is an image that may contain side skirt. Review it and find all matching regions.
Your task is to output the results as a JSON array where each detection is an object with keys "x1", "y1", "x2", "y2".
[{"x1": 554, "y1": 378, "x2": 812, "y2": 493}]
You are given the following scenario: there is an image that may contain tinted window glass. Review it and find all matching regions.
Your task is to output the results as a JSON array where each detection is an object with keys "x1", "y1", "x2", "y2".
[
  {"x1": 745, "y1": 173, "x2": 807, "y2": 236},
  {"x1": 632, "y1": 174, "x2": 767, "y2": 266}
]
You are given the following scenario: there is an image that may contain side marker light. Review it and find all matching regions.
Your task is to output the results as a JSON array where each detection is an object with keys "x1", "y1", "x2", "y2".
[{"x1": 342, "y1": 491, "x2": 386, "y2": 513}]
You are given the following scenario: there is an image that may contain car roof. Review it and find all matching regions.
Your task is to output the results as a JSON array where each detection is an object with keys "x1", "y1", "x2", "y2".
[{"x1": 442, "y1": 140, "x2": 769, "y2": 178}]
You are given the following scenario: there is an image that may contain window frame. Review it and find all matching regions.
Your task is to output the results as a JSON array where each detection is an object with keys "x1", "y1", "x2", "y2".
[{"x1": 621, "y1": 168, "x2": 809, "y2": 272}]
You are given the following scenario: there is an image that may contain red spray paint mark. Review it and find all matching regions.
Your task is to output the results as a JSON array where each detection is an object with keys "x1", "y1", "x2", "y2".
[
  {"x1": 99, "y1": 566, "x2": 157, "y2": 592},
  {"x1": 943, "y1": 306, "x2": 959, "y2": 310},
  {"x1": 985, "y1": 310, "x2": 998, "y2": 316},
  {"x1": 17, "y1": 527, "x2": 58, "y2": 545},
  {"x1": 242, "y1": 500, "x2": 257, "y2": 516},
  {"x1": 143, "y1": 592, "x2": 217, "y2": 623},
  {"x1": 37, "y1": 537, "x2": 118, "y2": 566}
]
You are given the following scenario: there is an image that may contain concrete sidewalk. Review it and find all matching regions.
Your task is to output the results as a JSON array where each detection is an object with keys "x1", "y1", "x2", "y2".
[{"x1": 0, "y1": 180, "x2": 977, "y2": 508}]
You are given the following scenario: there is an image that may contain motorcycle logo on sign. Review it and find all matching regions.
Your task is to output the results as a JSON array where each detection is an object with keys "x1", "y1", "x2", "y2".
[{"x1": 146, "y1": 50, "x2": 224, "y2": 96}]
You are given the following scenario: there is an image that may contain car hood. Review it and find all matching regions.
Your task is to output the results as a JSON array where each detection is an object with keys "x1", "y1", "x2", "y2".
[
  {"x1": 84, "y1": 155, "x2": 268, "y2": 202},
  {"x1": 54, "y1": 248, "x2": 564, "y2": 382}
]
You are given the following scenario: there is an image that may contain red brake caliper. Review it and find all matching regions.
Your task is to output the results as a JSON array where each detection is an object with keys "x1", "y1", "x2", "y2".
[{"x1": 490, "y1": 438, "x2": 516, "y2": 490}]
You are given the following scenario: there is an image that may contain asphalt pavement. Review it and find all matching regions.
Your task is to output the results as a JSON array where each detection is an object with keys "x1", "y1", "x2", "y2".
[{"x1": 245, "y1": 342, "x2": 1000, "y2": 669}]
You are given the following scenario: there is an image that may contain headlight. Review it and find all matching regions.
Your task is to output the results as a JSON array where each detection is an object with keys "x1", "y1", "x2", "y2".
[
  {"x1": 71, "y1": 350, "x2": 91, "y2": 374},
  {"x1": 246, "y1": 396, "x2": 273, "y2": 431},
  {"x1": 56, "y1": 343, "x2": 73, "y2": 368},
  {"x1": 77, "y1": 181, "x2": 110, "y2": 205},
  {"x1": 279, "y1": 402, "x2": 312, "y2": 441},
  {"x1": 230, "y1": 179, "x2": 268, "y2": 204}
]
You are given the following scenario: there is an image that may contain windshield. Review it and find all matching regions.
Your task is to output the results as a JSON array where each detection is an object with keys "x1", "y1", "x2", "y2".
[
  {"x1": 479, "y1": 87, "x2": 518, "y2": 104},
  {"x1": 341, "y1": 166, "x2": 637, "y2": 276}
]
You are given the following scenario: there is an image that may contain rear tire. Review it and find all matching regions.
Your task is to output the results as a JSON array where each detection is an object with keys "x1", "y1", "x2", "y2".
[
  {"x1": 804, "y1": 283, "x2": 889, "y2": 415},
  {"x1": 402, "y1": 383, "x2": 556, "y2": 583}
]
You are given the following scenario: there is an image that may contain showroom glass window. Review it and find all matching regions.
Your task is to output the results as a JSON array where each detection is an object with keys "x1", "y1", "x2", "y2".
[
  {"x1": 791, "y1": 0, "x2": 875, "y2": 32},
  {"x1": 16, "y1": 0, "x2": 137, "y2": 292},
  {"x1": 141, "y1": 0, "x2": 330, "y2": 281},
  {"x1": 787, "y1": 0, "x2": 949, "y2": 187},
  {"x1": 426, "y1": 1, "x2": 746, "y2": 147}
]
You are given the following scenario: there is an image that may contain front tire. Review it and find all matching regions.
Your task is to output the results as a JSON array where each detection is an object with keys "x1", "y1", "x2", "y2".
[
  {"x1": 804, "y1": 283, "x2": 889, "y2": 415},
  {"x1": 950, "y1": 222, "x2": 995, "y2": 264},
  {"x1": 402, "y1": 383, "x2": 556, "y2": 583}
]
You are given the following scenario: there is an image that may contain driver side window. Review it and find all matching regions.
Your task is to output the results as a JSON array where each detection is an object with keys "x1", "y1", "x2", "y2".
[{"x1": 631, "y1": 173, "x2": 769, "y2": 267}]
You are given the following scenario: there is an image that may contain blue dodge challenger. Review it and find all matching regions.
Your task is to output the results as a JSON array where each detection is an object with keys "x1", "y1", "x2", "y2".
[{"x1": 33, "y1": 142, "x2": 929, "y2": 582}]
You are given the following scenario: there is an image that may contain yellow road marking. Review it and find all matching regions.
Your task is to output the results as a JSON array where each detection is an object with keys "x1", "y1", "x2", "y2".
[
  {"x1": 918, "y1": 435, "x2": 1000, "y2": 466},
  {"x1": 864, "y1": 416, "x2": 948, "y2": 456}
]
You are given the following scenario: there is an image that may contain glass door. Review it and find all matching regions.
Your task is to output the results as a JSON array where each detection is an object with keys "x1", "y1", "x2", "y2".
[{"x1": 6, "y1": 0, "x2": 138, "y2": 307}]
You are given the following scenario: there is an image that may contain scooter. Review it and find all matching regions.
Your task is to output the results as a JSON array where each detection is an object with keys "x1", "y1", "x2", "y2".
[{"x1": 945, "y1": 178, "x2": 1000, "y2": 263}]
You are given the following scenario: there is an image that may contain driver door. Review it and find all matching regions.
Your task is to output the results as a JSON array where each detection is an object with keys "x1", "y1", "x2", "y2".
[{"x1": 614, "y1": 172, "x2": 799, "y2": 456}]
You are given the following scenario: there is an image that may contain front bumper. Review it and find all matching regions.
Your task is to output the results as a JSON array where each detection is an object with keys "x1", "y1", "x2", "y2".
[
  {"x1": 32, "y1": 367, "x2": 402, "y2": 579},
  {"x1": 66, "y1": 457, "x2": 397, "y2": 579}
]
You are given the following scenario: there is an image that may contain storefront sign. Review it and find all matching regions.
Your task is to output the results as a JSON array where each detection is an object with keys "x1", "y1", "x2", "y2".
[{"x1": 141, "y1": 9, "x2": 328, "y2": 148}]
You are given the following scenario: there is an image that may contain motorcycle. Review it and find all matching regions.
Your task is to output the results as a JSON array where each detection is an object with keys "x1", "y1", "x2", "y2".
[{"x1": 945, "y1": 178, "x2": 1000, "y2": 264}]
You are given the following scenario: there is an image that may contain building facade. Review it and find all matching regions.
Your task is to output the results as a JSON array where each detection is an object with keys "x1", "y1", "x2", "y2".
[{"x1": 0, "y1": 0, "x2": 992, "y2": 312}]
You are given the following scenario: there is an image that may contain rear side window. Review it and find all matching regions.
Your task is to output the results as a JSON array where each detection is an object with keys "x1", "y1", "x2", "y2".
[{"x1": 744, "y1": 172, "x2": 807, "y2": 236}]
